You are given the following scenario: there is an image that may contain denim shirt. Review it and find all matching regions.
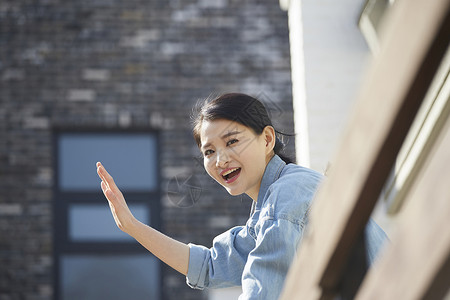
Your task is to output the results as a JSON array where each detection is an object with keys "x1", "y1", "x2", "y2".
[{"x1": 186, "y1": 155, "x2": 387, "y2": 299}]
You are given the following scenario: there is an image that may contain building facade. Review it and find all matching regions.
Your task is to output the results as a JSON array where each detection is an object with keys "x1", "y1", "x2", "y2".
[{"x1": 0, "y1": 1, "x2": 294, "y2": 299}]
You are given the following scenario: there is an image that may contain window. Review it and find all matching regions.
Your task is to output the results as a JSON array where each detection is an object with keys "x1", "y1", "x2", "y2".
[
  {"x1": 381, "y1": 47, "x2": 450, "y2": 213},
  {"x1": 54, "y1": 131, "x2": 161, "y2": 300},
  {"x1": 359, "y1": 0, "x2": 393, "y2": 54}
]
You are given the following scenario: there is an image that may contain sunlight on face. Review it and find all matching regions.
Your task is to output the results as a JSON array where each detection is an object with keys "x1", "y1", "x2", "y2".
[{"x1": 200, "y1": 119, "x2": 273, "y2": 201}]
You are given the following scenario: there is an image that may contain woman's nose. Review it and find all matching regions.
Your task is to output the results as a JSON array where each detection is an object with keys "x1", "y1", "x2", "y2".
[{"x1": 216, "y1": 149, "x2": 229, "y2": 168}]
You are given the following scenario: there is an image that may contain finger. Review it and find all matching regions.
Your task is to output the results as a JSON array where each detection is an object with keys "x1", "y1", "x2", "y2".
[
  {"x1": 96, "y1": 163, "x2": 107, "y2": 182},
  {"x1": 100, "y1": 180, "x2": 111, "y2": 200},
  {"x1": 105, "y1": 188, "x2": 117, "y2": 203},
  {"x1": 96, "y1": 163, "x2": 125, "y2": 201},
  {"x1": 98, "y1": 169, "x2": 109, "y2": 191},
  {"x1": 97, "y1": 164, "x2": 108, "y2": 187},
  {"x1": 97, "y1": 164, "x2": 118, "y2": 192},
  {"x1": 101, "y1": 180, "x2": 108, "y2": 194},
  {"x1": 101, "y1": 181, "x2": 119, "y2": 204}
]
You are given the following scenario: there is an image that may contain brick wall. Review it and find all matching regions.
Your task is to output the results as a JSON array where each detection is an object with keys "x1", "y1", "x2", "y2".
[{"x1": 0, "y1": 1, "x2": 293, "y2": 299}]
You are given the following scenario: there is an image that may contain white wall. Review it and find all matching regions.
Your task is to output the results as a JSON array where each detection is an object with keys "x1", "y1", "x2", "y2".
[
  {"x1": 286, "y1": 0, "x2": 393, "y2": 233},
  {"x1": 288, "y1": 0, "x2": 370, "y2": 172}
]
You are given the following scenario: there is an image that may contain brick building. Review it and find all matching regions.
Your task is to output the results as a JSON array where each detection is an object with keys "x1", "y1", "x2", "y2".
[{"x1": 0, "y1": 1, "x2": 294, "y2": 299}]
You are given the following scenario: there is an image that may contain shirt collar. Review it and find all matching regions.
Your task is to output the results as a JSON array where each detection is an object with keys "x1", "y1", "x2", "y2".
[{"x1": 255, "y1": 154, "x2": 286, "y2": 207}]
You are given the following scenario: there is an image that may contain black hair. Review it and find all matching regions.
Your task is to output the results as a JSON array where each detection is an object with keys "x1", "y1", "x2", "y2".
[{"x1": 192, "y1": 93, "x2": 294, "y2": 164}]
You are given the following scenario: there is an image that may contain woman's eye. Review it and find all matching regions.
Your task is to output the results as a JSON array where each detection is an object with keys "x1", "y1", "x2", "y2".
[
  {"x1": 226, "y1": 139, "x2": 238, "y2": 146},
  {"x1": 204, "y1": 149, "x2": 214, "y2": 156}
]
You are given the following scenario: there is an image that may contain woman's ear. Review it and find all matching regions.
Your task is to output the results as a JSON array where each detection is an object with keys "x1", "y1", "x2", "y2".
[{"x1": 263, "y1": 126, "x2": 276, "y2": 154}]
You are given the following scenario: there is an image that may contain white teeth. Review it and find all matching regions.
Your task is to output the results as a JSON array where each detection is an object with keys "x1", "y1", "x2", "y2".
[{"x1": 223, "y1": 168, "x2": 239, "y2": 176}]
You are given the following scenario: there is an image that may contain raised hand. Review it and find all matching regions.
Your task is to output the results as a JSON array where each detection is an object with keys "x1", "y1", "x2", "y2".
[
  {"x1": 96, "y1": 162, "x2": 136, "y2": 233},
  {"x1": 96, "y1": 162, "x2": 189, "y2": 275}
]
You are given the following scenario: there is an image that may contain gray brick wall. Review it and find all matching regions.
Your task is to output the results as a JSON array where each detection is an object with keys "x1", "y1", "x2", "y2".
[{"x1": 0, "y1": 1, "x2": 293, "y2": 299}]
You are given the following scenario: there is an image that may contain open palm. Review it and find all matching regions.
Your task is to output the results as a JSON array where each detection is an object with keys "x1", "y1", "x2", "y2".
[{"x1": 96, "y1": 162, "x2": 135, "y2": 233}]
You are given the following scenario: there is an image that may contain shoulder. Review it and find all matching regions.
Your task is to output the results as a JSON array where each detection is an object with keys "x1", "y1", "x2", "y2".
[
  {"x1": 277, "y1": 164, "x2": 323, "y2": 194},
  {"x1": 261, "y1": 164, "x2": 323, "y2": 221}
]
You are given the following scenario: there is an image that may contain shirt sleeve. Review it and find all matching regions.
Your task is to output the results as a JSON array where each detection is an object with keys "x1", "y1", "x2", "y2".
[
  {"x1": 186, "y1": 225, "x2": 256, "y2": 290},
  {"x1": 364, "y1": 218, "x2": 389, "y2": 264},
  {"x1": 239, "y1": 217, "x2": 304, "y2": 300}
]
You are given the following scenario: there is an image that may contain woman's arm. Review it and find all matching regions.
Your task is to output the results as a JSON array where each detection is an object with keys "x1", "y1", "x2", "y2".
[{"x1": 96, "y1": 162, "x2": 190, "y2": 275}]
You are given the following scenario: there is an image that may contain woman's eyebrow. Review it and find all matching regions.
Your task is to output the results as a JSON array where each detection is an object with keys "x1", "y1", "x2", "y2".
[
  {"x1": 201, "y1": 142, "x2": 211, "y2": 150},
  {"x1": 201, "y1": 131, "x2": 242, "y2": 150},
  {"x1": 221, "y1": 130, "x2": 241, "y2": 139}
]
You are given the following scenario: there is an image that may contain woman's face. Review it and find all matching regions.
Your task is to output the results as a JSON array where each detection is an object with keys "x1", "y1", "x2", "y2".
[{"x1": 200, "y1": 119, "x2": 274, "y2": 201}]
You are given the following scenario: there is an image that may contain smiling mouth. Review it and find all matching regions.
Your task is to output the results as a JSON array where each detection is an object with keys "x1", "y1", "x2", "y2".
[{"x1": 221, "y1": 167, "x2": 241, "y2": 182}]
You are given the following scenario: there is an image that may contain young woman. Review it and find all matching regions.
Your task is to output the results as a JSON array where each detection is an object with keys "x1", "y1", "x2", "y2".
[{"x1": 96, "y1": 93, "x2": 387, "y2": 299}]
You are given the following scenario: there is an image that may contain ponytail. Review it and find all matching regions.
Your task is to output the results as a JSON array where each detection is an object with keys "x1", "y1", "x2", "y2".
[{"x1": 273, "y1": 134, "x2": 294, "y2": 164}]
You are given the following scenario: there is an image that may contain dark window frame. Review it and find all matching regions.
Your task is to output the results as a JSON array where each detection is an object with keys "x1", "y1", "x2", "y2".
[{"x1": 52, "y1": 128, "x2": 162, "y2": 300}]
